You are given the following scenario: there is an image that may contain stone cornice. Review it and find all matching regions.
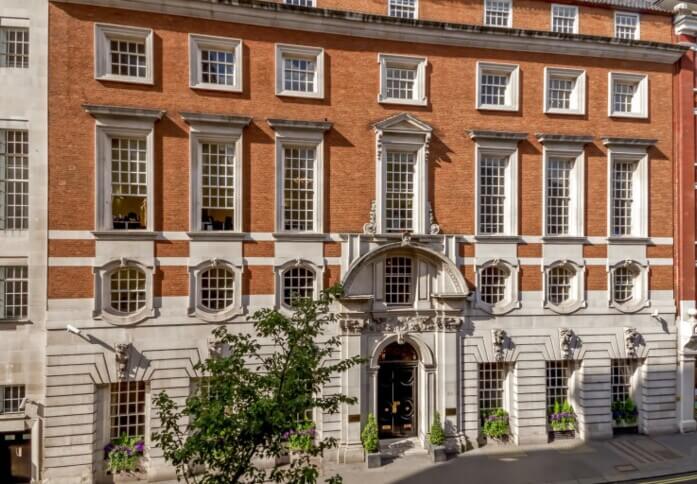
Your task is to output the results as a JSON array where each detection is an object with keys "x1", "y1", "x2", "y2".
[
  {"x1": 536, "y1": 133, "x2": 594, "y2": 145},
  {"x1": 601, "y1": 136, "x2": 658, "y2": 147},
  {"x1": 267, "y1": 118, "x2": 332, "y2": 132},
  {"x1": 469, "y1": 130, "x2": 528, "y2": 142},
  {"x1": 58, "y1": 0, "x2": 687, "y2": 64},
  {"x1": 83, "y1": 104, "x2": 166, "y2": 122},
  {"x1": 180, "y1": 112, "x2": 252, "y2": 128}
]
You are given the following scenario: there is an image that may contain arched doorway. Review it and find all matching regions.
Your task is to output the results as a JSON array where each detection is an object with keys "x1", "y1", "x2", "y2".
[{"x1": 377, "y1": 342, "x2": 418, "y2": 438}]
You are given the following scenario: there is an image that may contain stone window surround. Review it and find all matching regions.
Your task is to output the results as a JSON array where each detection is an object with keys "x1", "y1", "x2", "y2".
[
  {"x1": 377, "y1": 53, "x2": 428, "y2": 106},
  {"x1": 542, "y1": 259, "x2": 586, "y2": 314},
  {"x1": 274, "y1": 43, "x2": 325, "y2": 99},
  {"x1": 476, "y1": 61, "x2": 520, "y2": 112},
  {"x1": 181, "y1": 112, "x2": 252, "y2": 235},
  {"x1": 474, "y1": 258, "x2": 520, "y2": 315},
  {"x1": 188, "y1": 258, "x2": 244, "y2": 323},
  {"x1": 471, "y1": 130, "x2": 526, "y2": 238},
  {"x1": 607, "y1": 72, "x2": 648, "y2": 119},
  {"x1": 602, "y1": 137, "x2": 654, "y2": 241},
  {"x1": 537, "y1": 134, "x2": 591, "y2": 239},
  {"x1": 374, "y1": 113, "x2": 433, "y2": 235},
  {"x1": 94, "y1": 23, "x2": 154, "y2": 85},
  {"x1": 83, "y1": 104, "x2": 165, "y2": 236},
  {"x1": 268, "y1": 118, "x2": 331, "y2": 236},
  {"x1": 543, "y1": 67, "x2": 586, "y2": 116},
  {"x1": 188, "y1": 33, "x2": 243, "y2": 92},
  {"x1": 273, "y1": 258, "x2": 323, "y2": 311},
  {"x1": 607, "y1": 259, "x2": 649, "y2": 313},
  {"x1": 93, "y1": 258, "x2": 155, "y2": 326}
]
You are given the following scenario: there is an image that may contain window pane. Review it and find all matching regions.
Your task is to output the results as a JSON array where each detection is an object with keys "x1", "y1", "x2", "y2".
[
  {"x1": 110, "y1": 381, "x2": 146, "y2": 438},
  {"x1": 283, "y1": 146, "x2": 315, "y2": 231},
  {"x1": 110, "y1": 268, "x2": 146, "y2": 314},
  {"x1": 485, "y1": 0, "x2": 510, "y2": 26},
  {"x1": 548, "y1": 77, "x2": 574, "y2": 111},
  {"x1": 385, "y1": 66, "x2": 417, "y2": 100},
  {"x1": 111, "y1": 137, "x2": 147, "y2": 230},
  {"x1": 200, "y1": 267, "x2": 234, "y2": 311},
  {"x1": 479, "y1": 362, "x2": 506, "y2": 421},
  {"x1": 611, "y1": 160, "x2": 636, "y2": 236},
  {"x1": 109, "y1": 38, "x2": 147, "y2": 77},
  {"x1": 546, "y1": 158, "x2": 572, "y2": 235},
  {"x1": 1, "y1": 385, "x2": 25, "y2": 414},
  {"x1": 200, "y1": 48, "x2": 235, "y2": 86},
  {"x1": 385, "y1": 151, "x2": 415, "y2": 233},
  {"x1": 389, "y1": 0, "x2": 417, "y2": 19},
  {"x1": 201, "y1": 142, "x2": 235, "y2": 231},
  {"x1": 480, "y1": 265, "x2": 506, "y2": 305},
  {"x1": 479, "y1": 155, "x2": 507, "y2": 234},
  {"x1": 552, "y1": 5, "x2": 576, "y2": 33},
  {"x1": 547, "y1": 265, "x2": 573, "y2": 305},
  {"x1": 613, "y1": 80, "x2": 637, "y2": 114},
  {"x1": 1, "y1": 130, "x2": 29, "y2": 230},
  {"x1": 283, "y1": 56, "x2": 315, "y2": 92},
  {"x1": 0, "y1": 266, "x2": 28, "y2": 320},
  {"x1": 611, "y1": 359, "x2": 634, "y2": 402},
  {"x1": 613, "y1": 266, "x2": 635, "y2": 303},
  {"x1": 545, "y1": 361, "x2": 569, "y2": 411},
  {"x1": 285, "y1": 0, "x2": 315, "y2": 5},
  {"x1": 615, "y1": 13, "x2": 638, "y2": 39},
  {"x1": 0, "y1": 27, "x2": 29, "y2": 68},
  {"x1": 283, "y1": 267, "x2": 314, "y2": 306},
  {"x1": 480, "y1": 72, "x2": 508, "y2": 106},
  {"x1": 384, "y1": 256, "x2": 412, "y2": 305}
]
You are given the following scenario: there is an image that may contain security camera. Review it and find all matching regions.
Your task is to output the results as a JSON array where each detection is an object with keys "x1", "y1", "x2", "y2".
[
  {"x1": 18, "y1": 397, "x2": 27, "y2": 411},
  {"x1": 66, "y1": 324, "x2": 81, "y2": 335},
  {"x1": 651, "y1": 310, "x2": 660, "y2": 318}
]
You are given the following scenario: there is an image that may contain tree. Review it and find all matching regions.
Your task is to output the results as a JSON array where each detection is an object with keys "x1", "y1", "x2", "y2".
[{"x1": 153, "y1": 285, "x2": 362, "y2": 484}]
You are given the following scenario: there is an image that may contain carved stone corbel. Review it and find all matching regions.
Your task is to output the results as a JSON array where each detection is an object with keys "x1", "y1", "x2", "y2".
[
  {"x1": 559, "y1": 328, "x2": 575, "y2": 359},
  {"x1": 429, "y1": 203, "x2": 440, "y2": 235},
  {"x1": 208, "y1": 337, "x2": 223, "y2": 359},
  {"x1": 339, "y1": 318, "x2": 366, "y2": 335},
  {"x1": 401, "y1": 231, "x2": 412, "y2": 246},
  {"x1": 363, "y1": 200, "x2": 377, "y2": 235},
  {"x1": 115, "y1": 343, "x2": 130, "y2": 380},
  {"x1": 492, "y1": 329, "x2": 507, "y2": 361},
  {"x1": 624, "y1": 327, "x2": 642, "y2": 358}
]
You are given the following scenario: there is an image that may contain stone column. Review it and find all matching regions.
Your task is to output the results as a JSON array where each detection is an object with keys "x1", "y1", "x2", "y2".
[
  {"x1": 512, "y1": 359, "x2": 548, "y2": 445},
  {"x1": 337, "y1": 333, "x2": 364, "y2": 463},
  {"x1": 577, "y1": 355, "x2": 612, "y2": 440},
  {"x1": 678, "y1": 352, "x2": 697, "y2": 433}
]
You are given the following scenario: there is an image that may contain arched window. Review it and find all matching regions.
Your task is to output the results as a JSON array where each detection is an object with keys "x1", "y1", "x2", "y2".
[
  {"x1": 379, "y1": 342, "x2": 418, "y2": 363},
  {"x1": 282, "y1": 266, "x2": 315, "y2": 306},
  {"x1": 613, "y1": 266, "x2": 636, "y2": 303},
  {"x1": 109, "y1": 267, "x2": 146, "y2": 314},
  {"x1": 200, "y1": 267, "x2": 235, "y2": 312},
  {"x1": 547, "y1": 265, "x2": 573, "y2": 306},
  {"x1": 384, "y1": 256, "x2": 412, "y2": 305},
  {"x1": 609, "y1": 260, "x2": 647, "y2": 313},
  {"x1": 480, "y1": 265, "x2": 507, "y2": 305}
]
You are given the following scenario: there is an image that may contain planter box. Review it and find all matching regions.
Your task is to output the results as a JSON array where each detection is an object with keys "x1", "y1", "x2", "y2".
[
  {"x1": 613, "y1": 423, "x2": 638, "y2": 436},
  {"x1": 111, "y1": 472, "x2": 147, "y2": 483},
  {"x1": 429, "y1": 445, "x2": 447, "y2": 463},
  {"x1": 548, "y1": 429, "x2": 576, "y2": 442},
  {"x1": 366, "y1": 452, "x2": 382, "y2": 469}
]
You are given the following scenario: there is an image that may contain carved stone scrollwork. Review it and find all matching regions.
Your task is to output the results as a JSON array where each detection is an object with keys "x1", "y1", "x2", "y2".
[
  {"x1": 492, "y1": 329, "x2": 507, "y2": 362},
  {"x1": 429, "y1": 203, "x2": 440, "y2": 235},
  {"x1": 436, "y1": 316, "x2": 464, "y2": 331},
  {"x1": 339, "y1": 318, "x2": 367, "y2": 335},
  {"x1": 624, "y1": 327, "x2": 642, "y2": 358},
  {"x1": 208, "y1": 337, "x2": 223, "y2": 358},
  {"x1": 115, "y1": 343, "x2": 130, "y2": 380},
  {"x1": 401, "y1": 231, "x2": 412, "y2": 246},
  {"x1": 363, "y1": 200, "x2": 377, "y2": 235},
  {"x1": 559, "y1": 328, "x2": 575, "y2": 360}
]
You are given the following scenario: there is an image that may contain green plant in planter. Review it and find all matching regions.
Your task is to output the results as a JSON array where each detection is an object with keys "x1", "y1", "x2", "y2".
[
  {"x1": 429, "y1": 412, "x2": 445, "y2": 446},
  {"x1": 361, "y1": 414, "x2": 379, "y2": 454},
  {"x1": 104, "y1": 434, "x2": 145, "y2": 474},
  {"x1": 548, "y1": 400, "x2": 577, "y2": 432},
  {"x1": 612, "y1": 398, "x2": 639, "y2": 426},
  {"x1": 481, "y1": 408, "x2": 510, "y2": 440},
  {"x1": 285, "y1": 421, "x2": 316, "y2": 453}
]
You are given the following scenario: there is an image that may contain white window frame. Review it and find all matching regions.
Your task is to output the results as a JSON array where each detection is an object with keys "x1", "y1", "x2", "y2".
[
  {"x1": 0, "y1": 384, "x2": 25, "y2": 414},
  {"x1": 540, "y1": 138, "x2": 585, "y2": 238},
  {"x1": 550, "y1": 4, "x2": 578, "y2": 34},
  {"x1": 483, "y1": 0, "x2": 512, "y2": 28},
  {"x1": 543, "y1": 67, "x2": 586, "y2": 115},
  {"x1": 543, "y1": 260, "x2": 585, "y2": 313},
  {"x1": 0, "y1": 262, "x2": 28, "y2": 322},
  {"x1": 608, "y1": 259, "x2": 648, "y2": 313},
  {"x1": 188, "y1": 258, "x2": 243, "y2": 323},
  {"x1": 0, "y1": 128, "x2": 29, "y2": 231},
  {"x1": 188, "y1": 34, "x2": 243, "y2": 93},
  {"x1": 275, "y1": 43, "x2": 324, "y2": 99},
  {"x1": 109, "y1": 381, "x2": 148, "y2": 439},
  {"x1": 378, "y1": 53, "x2": 427, "y2": 106},
  {"x1": 374, "y1": 113, "x2": 432, "y2": 235},
  {"x1": 94, "y1": 23, "x2": 154, "y2": 85},
  {"x1": 0, "y1": 17, "x2": 30, "y2": 69},
  {"x1": 274, "y1": 259, "x2": 322, "y2": 310},
  {"x1": 478, "y1": 362, "x2": 512, "y2": 421},
  {"x1": 284, "y1": 0, "x2": 316, "y2": 6},
  {"x1": 476, "y1": 62, "x2": 519, "y2": 112},
  {"x1": 606, "y1": 149, "x2": 648, "y2": 239},
  {"x1": 94, "y1": 258, "x2": 155, "y2": 325},
  {"x1": 85, "y1": 105, "x2": 163, "y2": 234},
  {"x1": 614, "y1": 11, "x2": 640, "y2": 40},
  {"x1": 182, "y1": 113, "x2": 250, "y2": 234},
  {"x1": 608, "y1": 72, "x2": 648, "y2": 119},
  {"x1": 268, "y1": 120, "x2": 330, "y2": 234},
  {"x1": 475, "y1": 259, "x2": 519, "y2": 315},
  {"x1": 472, "y1": 132, "x2": 522, "y2": 237},
  {"x1": 388, "y1": 0, "x2": 419, "y2": 19}
]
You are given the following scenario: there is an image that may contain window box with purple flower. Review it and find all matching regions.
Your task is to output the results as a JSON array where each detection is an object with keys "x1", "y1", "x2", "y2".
[
  {"x1": 104, "y1": 434, "x2": 146, "y2": 480},
  {"x1": 548, "y1": 400, "x2": 577, "y2": 441}
]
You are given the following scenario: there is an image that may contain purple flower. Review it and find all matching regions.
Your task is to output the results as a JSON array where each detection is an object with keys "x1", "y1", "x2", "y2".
[{"x1": 135, "y1": 441, "x2": 145, "y2": 453}]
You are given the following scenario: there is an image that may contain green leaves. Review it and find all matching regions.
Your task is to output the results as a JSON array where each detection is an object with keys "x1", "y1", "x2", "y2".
[
  {"x1": 360, "y1": 414, "x2": 379, "y2": 453},
  {"x1": 481, "y1": 408, "x2": 510, "y2": 440},
  {"x1": 152, "y1": 284, "x2": 361, "y2": 484},
  {"x1": 429, "y1": 412, "x2": 445, "y2": 446}
]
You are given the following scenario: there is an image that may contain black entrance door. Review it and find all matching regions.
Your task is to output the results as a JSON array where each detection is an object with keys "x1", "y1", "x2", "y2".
[{"x1": 0, "y1": 432, "x2": 31, "y2": 484}]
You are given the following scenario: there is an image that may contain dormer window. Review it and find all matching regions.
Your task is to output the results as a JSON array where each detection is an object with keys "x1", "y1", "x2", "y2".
[{"x1": 385, "y1": 256, "x2": 413, "y2": 305}]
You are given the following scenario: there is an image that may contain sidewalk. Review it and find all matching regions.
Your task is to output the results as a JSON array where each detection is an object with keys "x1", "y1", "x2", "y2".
[{"x1": 321, "y1": 433, "x2": 697, "y2": 484}]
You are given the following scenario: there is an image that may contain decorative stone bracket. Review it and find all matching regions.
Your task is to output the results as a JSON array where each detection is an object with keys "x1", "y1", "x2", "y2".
[
  {"x1": 624, "y1": 327, "x2": 643, "y2": 358},
  {"x1": 363, "y1": 200, "x2": 377, "y2": 235},
  {"x1": 208, "y1": 337, "x2": 224, "y2": 359},
  {"x1": 115, "y1": 343, "x2": 131, "y2": 380},
  {"x1": 559, "y1": 328, "x2": 579, "y2": 360},
  {"x1": 338, "y1": 315, "x2": 463, "y2": 336},
  {"x1": 492, "y1": 329, "x2": 507, "y2": 361}
]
